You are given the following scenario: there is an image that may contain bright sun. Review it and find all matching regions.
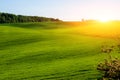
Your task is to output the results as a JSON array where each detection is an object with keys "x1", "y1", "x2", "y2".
[
  {"x1": 96, "y1": 14, "x2": 113, "y2": 22},
  {"x1": 97, "y1": 17, "x2": 111, "y2": 22},
  {"x1": 99, "y1": 18, "x2": 110, "y2": 22},
  {"x1": 96, "y1": 16, "x2": 113, "y2": 22}
]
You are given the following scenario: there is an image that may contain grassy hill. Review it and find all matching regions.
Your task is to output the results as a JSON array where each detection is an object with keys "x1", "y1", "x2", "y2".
[{"x1": 0, "y1": 22, "x2": 120, "y2": 80}]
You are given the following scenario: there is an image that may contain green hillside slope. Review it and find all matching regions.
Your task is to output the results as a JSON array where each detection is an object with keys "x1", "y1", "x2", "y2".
[{"x1": 0, "y1": 22, "x2": 119, "y2": 80}]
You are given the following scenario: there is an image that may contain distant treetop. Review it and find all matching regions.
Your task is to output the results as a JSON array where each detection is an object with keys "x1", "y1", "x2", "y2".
[{"x1": 0, "y1": 12, "x2": 61, "y2": 23}]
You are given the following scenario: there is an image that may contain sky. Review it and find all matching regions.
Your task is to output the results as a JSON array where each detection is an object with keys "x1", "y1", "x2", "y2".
[{"x1": 0, "y1": 0, "x2": 120, "y2": 21}]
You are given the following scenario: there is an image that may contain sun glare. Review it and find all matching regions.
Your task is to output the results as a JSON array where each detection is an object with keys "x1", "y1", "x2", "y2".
[
  {"x1": 97, "y1": 17, "x2": 111, "y2": 23},
  {"x1": 99, "y1": 19, "x2": 109, "y2": 22},
  {"x1": 96, "y1": 15, "x2": 113, "y2": 23},
  {"x1": 95, "y1": 14, "x2": 113, "y2": 23}
]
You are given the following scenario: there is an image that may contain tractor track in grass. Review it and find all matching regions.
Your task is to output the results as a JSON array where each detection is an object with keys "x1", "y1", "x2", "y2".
[
  {"x1": 1, "y1": 47, "x2": 99, "y2": 66},
  {"x1": 13, "y1": 69, "x2": 90, "y2": 80},
  {"x1": 0, "y1": 36, "x2": 49, "y2": 50}
]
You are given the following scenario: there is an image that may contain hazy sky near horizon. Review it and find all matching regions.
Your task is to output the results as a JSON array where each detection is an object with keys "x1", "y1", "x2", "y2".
[{"x1": 0, "y1": 0, "x2": 120, "y2": 21}]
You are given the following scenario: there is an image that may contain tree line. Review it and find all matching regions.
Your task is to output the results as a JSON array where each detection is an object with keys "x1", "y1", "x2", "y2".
[{"x1": 0, "y1": 12, "x2": 61, "y2": 23}]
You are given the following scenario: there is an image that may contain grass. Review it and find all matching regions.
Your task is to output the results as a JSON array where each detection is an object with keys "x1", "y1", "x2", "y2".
[{"x1": 0, "y1": 22, "x2": 120, "y2": 80}]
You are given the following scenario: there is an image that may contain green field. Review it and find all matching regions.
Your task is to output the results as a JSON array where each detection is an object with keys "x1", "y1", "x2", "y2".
[{"x1": 0, "y1": 22, "x2": 120, "y2": 80}]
